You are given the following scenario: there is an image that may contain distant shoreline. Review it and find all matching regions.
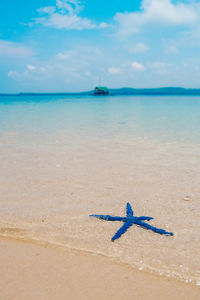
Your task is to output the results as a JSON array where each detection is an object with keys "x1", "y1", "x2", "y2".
[{"x1": 1, "y1": 87, "x2": 200, "y2": 96}]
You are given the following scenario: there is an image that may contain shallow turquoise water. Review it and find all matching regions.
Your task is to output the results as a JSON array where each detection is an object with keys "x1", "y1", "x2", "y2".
[{"x1": 1, "y1": 95, "x2": 200, "y2": 144}]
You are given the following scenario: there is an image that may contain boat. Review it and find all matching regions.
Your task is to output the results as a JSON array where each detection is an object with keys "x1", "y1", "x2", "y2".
[{"x1": 94, "y1": 86, "x2": 109, "y2": 95}]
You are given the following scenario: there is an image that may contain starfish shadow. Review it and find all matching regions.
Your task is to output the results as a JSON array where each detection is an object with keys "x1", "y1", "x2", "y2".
[{"x1": 90, "y1": 202, "x2": 174, "y2": 241}]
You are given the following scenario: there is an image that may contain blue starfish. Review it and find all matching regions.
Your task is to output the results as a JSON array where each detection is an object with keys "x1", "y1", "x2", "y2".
[{"x1": 90, "y1": 202, "x2": 174, "y2": 241}]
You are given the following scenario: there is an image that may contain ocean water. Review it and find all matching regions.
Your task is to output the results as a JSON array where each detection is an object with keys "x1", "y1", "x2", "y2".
[{"x1": 0, "y1": 95, "x2": 200, "y2": 284}]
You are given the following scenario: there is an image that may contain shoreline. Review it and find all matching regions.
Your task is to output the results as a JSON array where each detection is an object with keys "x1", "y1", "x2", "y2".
[
  {"x1": 1, "y1": 237, "x2": 199, "y2": 300},
  {"x1": 0, "y1": 230, "x2": 198, "y2": 285}
]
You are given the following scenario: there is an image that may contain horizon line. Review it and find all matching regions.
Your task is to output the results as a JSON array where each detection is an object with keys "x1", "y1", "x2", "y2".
[{"x1": 1, "y1": 86, "x2": 200, "y2": 96}]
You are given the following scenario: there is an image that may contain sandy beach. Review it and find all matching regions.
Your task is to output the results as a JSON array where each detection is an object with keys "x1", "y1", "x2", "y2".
[
  {"x1": 1, "y1": 95, "x2": 200, "y2": 298},
  {"x1": 1, "y1": 237, "x2": 200, "y2": 300}
]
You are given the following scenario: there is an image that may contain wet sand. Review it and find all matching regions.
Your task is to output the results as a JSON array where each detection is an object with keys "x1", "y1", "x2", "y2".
[{"x1": 0, "y1": 238, "x2": 199, "y2": 300}]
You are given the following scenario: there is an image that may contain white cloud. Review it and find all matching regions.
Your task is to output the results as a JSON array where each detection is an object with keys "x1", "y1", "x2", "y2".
[
  {"x1": 43, "y1": 13, "x2": 96, "y2": 30},
  {"x1": 56, "y1": 47, "x2": 102, "y2": 62},
  {"x1": 131, "y1": 61, "x2": 146, "y2": 71},
  {"x1": 38, "y1": 6, "x2": 56, "y2": 14},
  {"x1": 34, "y1": 0, "x2": 107, "y2": 30},
  {"x1": 56, "y1": 0, "x2": 82, "y2": 13},
  {"x1": 108, "y1": 67, "x2": 121, "y2": 74},
  {"x1": 115, "y1": 0, "x2": 200, "y2": 37},
  {"x1": 99, "y1": 22, "x2": 108, "y2": 29},
  {"x1": 165, "y1": 44, "x2": 179, "y2": 54},
  {"x1": 149, "y1": 61, "x2": 172, "y2": 75},
  {"x1": 0, "y1": 40, "x2": 33, "y2": 57},
  {"x1": 150, "y1": 62, "x2": 167, "y2": 69},
  {"x1": 8, "y1": 70, "x2": 19, "y2": 78},
  {"x1": 129, "y1": 42, "x2": 149, "y2": 54},
  {"x1": 56, "y1": 52, "x2": 71, "y2": 59},
  {"x1": 27, "y1": 65, "x2": 36, "y2": 71},
  {"x1": 17, "y1": 46, "x2": 101, "y2": 87}
]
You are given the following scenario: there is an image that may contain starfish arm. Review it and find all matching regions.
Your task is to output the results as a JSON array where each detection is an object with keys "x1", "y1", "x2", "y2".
[
  {"x1": 138, "y1": 216, "x2": 154, "y2": 221},
  {"x1": 111, "y1": 220, "x2": 133, "y2": 242},
  {"x1": 137, "y1": 221, "x2": 174, "y2": 236},
  {"x1": 89, "y1": 215, "x2": 125, "y2": 222},
  {"x1": 126, "y1": 202, "x2": 134, "y2": 217}
]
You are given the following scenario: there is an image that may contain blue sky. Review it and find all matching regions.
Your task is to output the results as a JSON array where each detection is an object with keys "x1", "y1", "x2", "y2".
[{"x1": 1, "y1": 0, "x2": 200, "y2": 93}]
